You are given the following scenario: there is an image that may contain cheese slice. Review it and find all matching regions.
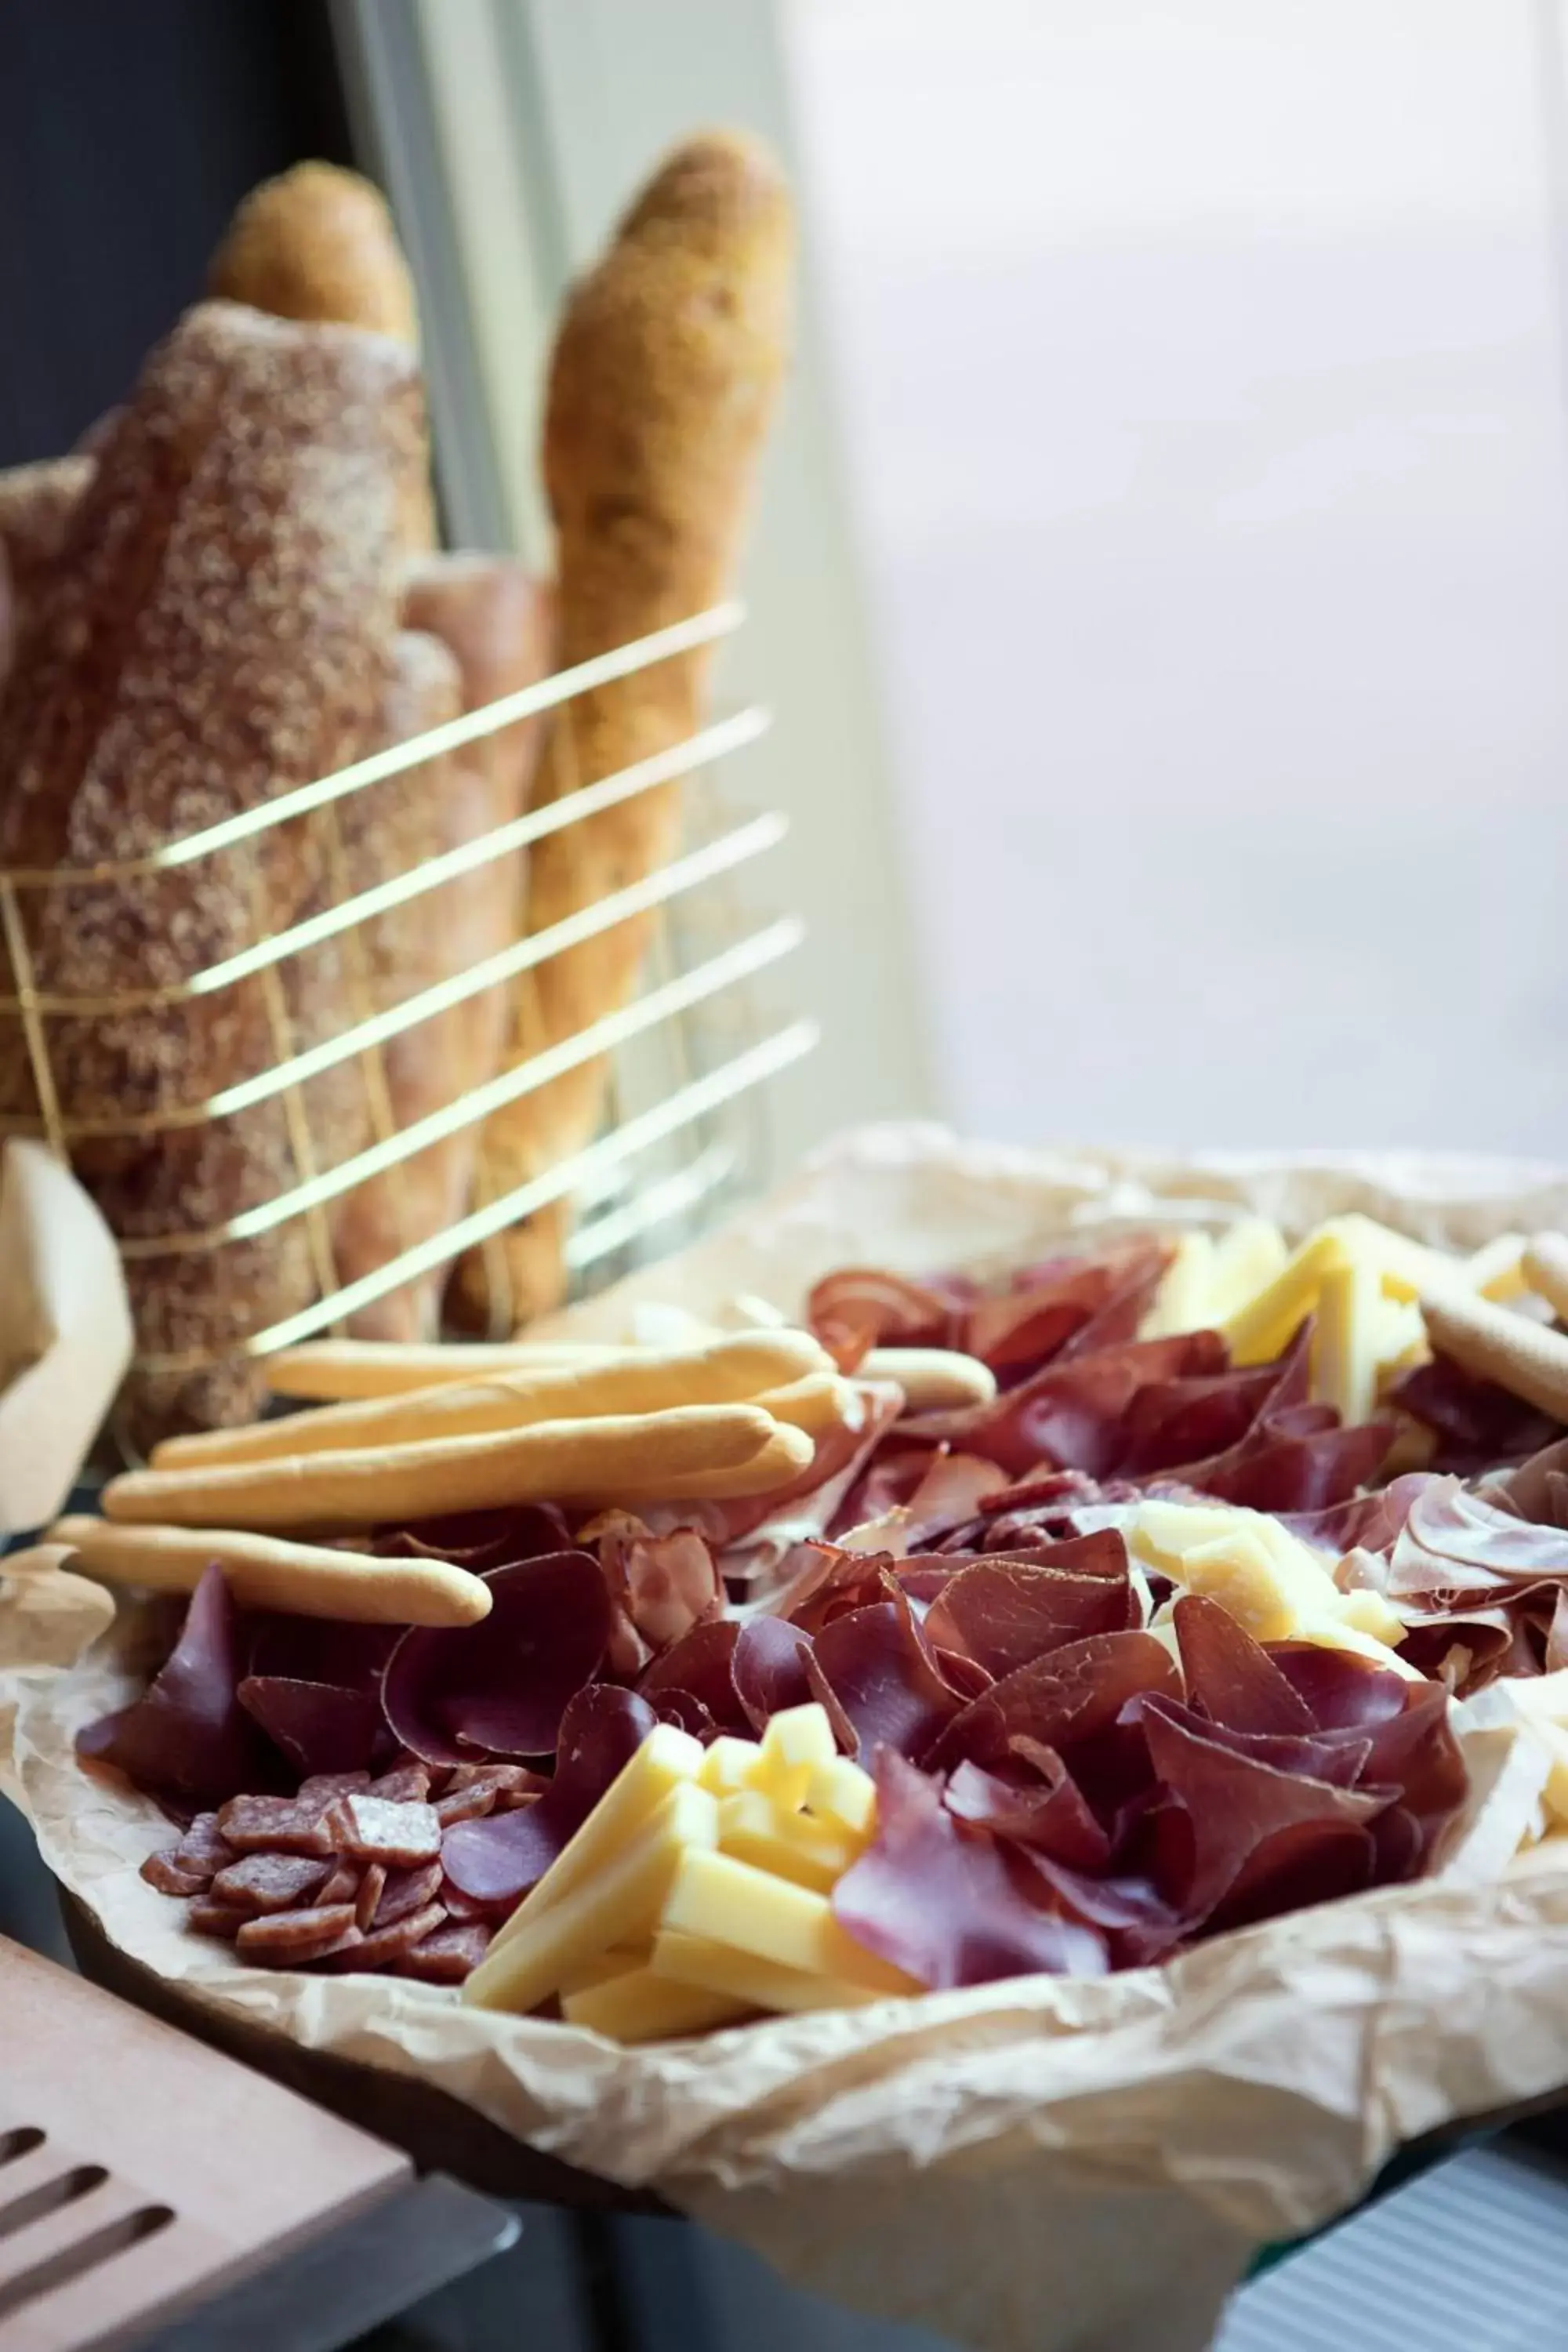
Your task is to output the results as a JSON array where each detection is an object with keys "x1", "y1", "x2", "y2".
[
  {"x1": 463, "y1": 1780, "x2": 718, "y2": 2013},
  {"x1": 699, "y1": 1735, "x2": 764, "y2": 1798},
  {"x1": 1467, "y1": 1232, "x2": 1528, "y2": 1302},
  {"x1": 804, "y1": 1755, "x2": 877, "y2": 1838},
  {"x1": 652, "y1": 1929, "x2": 885, "y2": 2014},
  {"x1": 1321, "y1": 1215, "x2": 1462, "y2": 1305},
  {"x1": 557, "y1": 1947, "x2": 648, "y2": 1996},
  {"x1": 486, "y1": 1721, "x2": 703, "y2": 1956},
  {"x1": 1221, "y1": 1229, "x2": 1350, "y2": 1367},
  {"x1": 1128, "y1": 1498, "x2": 1411, "y2": 1668},
  {"x1": 1138, "y1": 1232, "x2": 1215, "y2": 1338},
  {"x1": 754, "y1": 1702, "x2": 839, "y2": 1810},
  {"x1": 1311, "y1": 1253, "x2": 1382, "y2": 1426},
  {"x1": 1203, "y1": 1219, "x2": 1290, "y2": 1327},
  {"x1": 661, "y1": 1847, "x2": 918, "y2": 1995},
  {"x1": 717, "y1": 1790, "x2": 860, "y2": 1893},
  {"x1": 562, "y1": 1964, "x2": 751, "y2": 2042}
]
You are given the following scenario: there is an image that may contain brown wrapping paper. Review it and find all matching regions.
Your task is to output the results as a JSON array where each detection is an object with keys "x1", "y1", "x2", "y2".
[
  {"x1": 0, "y1": 1139, "x2": 132, "y2": 1530},
  {"x1": 9, "y1": 1124, "x2": 1568, "y2": 2352}
]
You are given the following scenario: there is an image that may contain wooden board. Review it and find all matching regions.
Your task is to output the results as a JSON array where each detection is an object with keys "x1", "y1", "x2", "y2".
[
  {"x1": 60, "y1": 1898, "x2": 669, "y2": 2217},
  {"x1": 0, "y1": 1934, "x2": 408, "y2": 2352}
]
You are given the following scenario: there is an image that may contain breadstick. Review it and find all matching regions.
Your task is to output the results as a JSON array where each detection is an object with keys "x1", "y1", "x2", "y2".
[
  {"x1": 750, "y1": 1374, "x2": 861, "y2": 1435},
  {"x1": 263, "y1": 1327, "x2": 830, "y2": 1406},
  {"x1": 1523, "y1": 1233, "x2": 1568, "y2": 1326},
  {"x1": 156, "y1": 1334, "x2": 840, "y2": 1469},
  {"x1": 48, "y1": 1517, "x2": 489, "y2": 1627},
  {"x1": 102, "y1": 1404, "x2": 814, "y2": 1533},
  {"x1": 862, "y1": 1347, "x2": 997, "y2": 1410},
  {"x1": 1420, "y1": 1290, "x2": 1568, "y2": 1424}
]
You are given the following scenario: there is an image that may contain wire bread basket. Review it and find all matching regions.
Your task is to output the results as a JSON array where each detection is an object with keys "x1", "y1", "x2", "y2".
[{"x1": 0, "y1": 600, "x2": 815, "y2": 1450}]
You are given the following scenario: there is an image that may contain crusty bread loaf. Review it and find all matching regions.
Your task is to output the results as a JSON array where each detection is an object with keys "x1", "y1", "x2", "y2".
[
  {"x1": 209, "y1": 162, "x2": 434, "y2": 552},
  {"x1": 449, "y1": 132, "x2": 793, "y2": 1330},
  {"x1": 0, "y1": 300, "x2": 425, "y2": 1440},
  {"x1": 0, "y1": 456, "x2": 93, "y2": 694}
]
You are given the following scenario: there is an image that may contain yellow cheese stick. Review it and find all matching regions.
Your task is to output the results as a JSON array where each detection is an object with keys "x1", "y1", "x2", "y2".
[
  {"x1": 557, "y1": 1947, "x2": 649, "y2": 1994},
  {"x1": 488, "y1": 1722, "x2": 704, "y2": 1955},
  {"x1": 46, "y1": 1516, "x2": 490, "y2": 1627},
  {"x1": 661, "y1": 1847, "x2": 918, "y2": 1995},
  {"x1": 699, "y1": 1736, "x2": 764, "y2": 1798},
  {"x1": 858, "y1": 1347, "x2": 996, "y2": 1410},
  {"x1": 805, "y1": 1756, "x2": 877, "y2": 1838},
  {"x1": 267, "y1": 1330, "x2": 833, "y2": 1401},
  {"x1": 717, "y1": 1791, "x2": 859, "y2": 1893},
  {"x1": 463, "y1": 1780, "x2": 719, "y2": 2014},
  {"x1": 100, "y1": 1406, "x2": 814, "y2": 1534},
  {"x1": 154, "y1": 1335, "x2": 839, "y2": 1469},
  {"x1": 1222, "y1": 1229, "x2": 1348, "y2": 1366},
  {"x1": 1203, "y1": 1219, "x2": 1289, "y2": 1326},
  {"x1": 652, "y1": 1929, "x2": 886, "y2": 2016},
  {"x1": 562, "y1": 1964, "x2": 751, "y2": 2041},
  {"x1": 1311, "y1": 1254, "x2": 1381, "y2": 1425},
  {"x1": 753, "y1": 1701, "x2": 839, "y2": 1810}
]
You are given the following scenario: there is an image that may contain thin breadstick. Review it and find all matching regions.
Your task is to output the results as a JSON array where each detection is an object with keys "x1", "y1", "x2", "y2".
[
  {"x1": 47, "y1": 1516, "x2": 490, "y2": 1627},
  {"x1": 158, "y1": 1335, "x2": 841, "y2": 1471},
  {"x1": 1523, "y1": 1232, "x2": 1568, "y2": 1325},
  {"x1": 266, "y1": 1327, "x2": 832, "y2": 1403},
  {"x1": 862, "y1": 1347, "x2": 997, "y2": 1410},
  {"x1": 1420, "y1": 1290, "x2": 1568, "y2": 1424},
  {"x1": 750, "y1": 1374, "x2": 860, "y2": 1436},
  {"x1": 101, "y1": 1404, "x2": 815, "y2": 1534}
]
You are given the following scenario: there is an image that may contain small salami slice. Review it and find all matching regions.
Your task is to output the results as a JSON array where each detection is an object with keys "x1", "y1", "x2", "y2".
[
  {"x1": 328, "y1": 1794, "x2": 442, "y2": 1867},
  {"x1": 354, "y1": 1863, "x2": 387, "y2": 1933},
  {"x1": 235, "y1": 1903, "x2": 358, "y2": 1962},
  {"x1": 374, "y1": 1859, "x2": 444, "y2": 1927},
  {"x1": 397, "y1": 1922, "x2": 492, "y2": 1983},
  {"x1": 141, "y1": 1847, "x2": 212, "y2": 1897},
  {"x1": 216, "y1": 1794, "x2": 333, "y2": 1857},
  {"x1": 172, "y1": 1811, "x2": 235, "y2": 1879},
  {"x1": 367, "y1": 1764, "x2": 431, "y2": 1805},
  {"x1": 298, "y1": 1770, "x2": 372, "y2": 1807},
  {"x1": 445, "y1": 1762, "x2": 539, "y2": 1797},
  {"x1": 434, "y1": 1784, "x2": 497, "y2": 1828},
  {"x1": 316, "y1": 1860, "x2": 361, "y2": 1908},
  {"x1": 437, "y1": 1877, "x2": 508, "y2": 1925},
  {"x1": 325, "y1": 1900, "x2": 445, "y2": 1971},
  {"x1": 187, "y1": 1896, "x2": 244, "y2": 1939},
  {"x1": 210, "y1": 1853, "x2": 332, "y2": 1915}
]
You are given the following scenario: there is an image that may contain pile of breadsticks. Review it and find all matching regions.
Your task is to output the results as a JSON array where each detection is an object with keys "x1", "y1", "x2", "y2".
[{"x1": 49, "y1": 1331, "x2": 993, "y2": 1632}]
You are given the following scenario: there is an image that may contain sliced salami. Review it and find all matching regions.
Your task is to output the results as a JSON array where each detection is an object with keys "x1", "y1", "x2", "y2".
[
  {"x1": 328, "y1": 1793, "x2": 442, "y2": 1866},
  {"x1": 354, "y1": 1863, "x2": 387, "y2": 1933},
  {"x1": 366, "y1": 1764, "x2": 432, "y2": 1805},
  {"x1": 297, "y1": 1770, "x2": 372, "y2": 1807},
  {"x1": 434, "y1": 1784, "x2": 497, "y2": 1828},
  {"x1": 397, "y1": 1922, "x2": 492, "y2": 1982},
  {"x1": 187, "y1": 1896, "x2": 244, "y2": 1939},
  {"x1": 140, "y1": 1847, "x2": 212, "y2": 1897},
  {"x1": 374, "y1": 1859, "x2": 444, "y2": 1926},
  {"x1": 216, "y1": 1794, "x2": 334, "y2": 1857},
  {"x1": 235, "y1": 1904, "x2": 359, "y2": 1962},
  {"x1": 325, "y1": 1900, "x2": 445, "y2": 1970},
  {"x1": 316, "y1": 1860, "x2": 361, "y2": 1908},
  {"x1": 210, "y1": 1853, "x2": 332, "y2": 1915}
]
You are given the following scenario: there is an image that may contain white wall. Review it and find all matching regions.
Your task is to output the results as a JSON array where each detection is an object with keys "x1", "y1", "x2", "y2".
[{"x1": 784, "y1": 0, "x2": 1568, "y2": 1155}]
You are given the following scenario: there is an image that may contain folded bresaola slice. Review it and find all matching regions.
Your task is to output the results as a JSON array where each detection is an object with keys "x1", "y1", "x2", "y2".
[
  {"x1": 440, "y1": 1686, "x2": 654, "y2": 1908},
  {"x1": 383, "y1": 1552, "x2": 612, "y2": 1766},
  {"x1": 78, "y1": 1565, "x2": 266, "y2": 1802}
]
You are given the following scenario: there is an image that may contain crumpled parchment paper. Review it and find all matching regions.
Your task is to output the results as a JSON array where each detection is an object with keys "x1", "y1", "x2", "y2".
[{"x1": 9, "y1": 1123, "x2": 1568, "y2": 2352}]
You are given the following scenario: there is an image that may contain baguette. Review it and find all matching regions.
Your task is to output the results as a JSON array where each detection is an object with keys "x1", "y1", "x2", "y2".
[
  {"x1": 0, "y1": 302, "x2": 425, "y2": 1442},
  {"x1": 103, "y1": 1402, "x2": 815, "y2": 1530},
  {"x1": 0, "y1": 456, "x2": 93, "y2": 692},
  {"x1": 451, "y1": 132, "x2": 794, "y2": 1330},
  {"x1": 49, "y1": 1515, "x2": 488, "y2": 1627},
  {"x1": 156, "y1": 1330, "x2": 835, "y2": 1465},
  {"x1": 209, "y1": 162, "x2": 433, "y2": 550}
]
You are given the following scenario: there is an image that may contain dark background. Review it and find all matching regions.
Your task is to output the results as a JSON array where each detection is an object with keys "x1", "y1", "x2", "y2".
[{"x1": 0, "y1": 0, "x2": 352, "y2": 468}]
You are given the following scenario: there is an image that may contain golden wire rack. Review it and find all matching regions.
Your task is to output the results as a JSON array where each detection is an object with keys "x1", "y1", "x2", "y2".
[{"x1": 0, "y1": 600, "x2": 816, "y2": 1380}]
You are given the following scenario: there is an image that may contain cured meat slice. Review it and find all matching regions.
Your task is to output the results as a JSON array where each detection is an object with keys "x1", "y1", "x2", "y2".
[
  {"x1": 807, "y1": 1268, "x2": 960, "y2": 1367},
  {"x1": 210, "y1": 1852, "x2": 333, "y2": 1915},
  {"x1": 368, "y1": 1762, "x2": 433, "y2": 1803},
  {"x1": 237, "y1": 1676, "x2": 383, "y2": 1779},
  {"x1": 354, "y1": 1863, "x2": 387, "y2": 1932},
  {"x1": 383, "y1": 1552, "x2": 612, "y2": 1765},
  {"x1": 187, "y1": 1896, "x2": 244, "y2": 1940},
  {"x1": 216, "y1": 1793, "x2": 335, "y2": 1857},
  {"x1": 434, "y1": 1782, "x2": 498, "y2": 1827},
  {"x1": 327, "y1": 1900, "x2": 446, "y2": 1969},
  {"x1": 316, "y1": 1860, "x2": 361, "y2": 1908},
  {"x1": 1173, "y1": 1595, "x2": 1317, "y2": 1736},
  {"x1": 927, "y1": 1629, "x2": 1180, "y2": 1775},
  {"x1": 921, "y1": 1536, "x2": 1138, "y2": 1678},
  {"x1": 732, "y1": 1617, "x2": 815, "y2": 1729},
  {"x1": 832, "y1": 1749, "x2": 1108, "y2": 1988},
  {"x1": 78, "y1": 1566, "x2": 263, "y2": 1802},
  {"x1": 808, "y1": 1597, "x2": 962, "y2": 1762},
  {"x1": 599, "y1": 1526, "x2": 723, "y2": 1650},
  {"x1": 943, "y1": 1753, "x2": 1111, "y2": 1872},
  {"x1": 328, "y1": 1793, "x2": 442, "y2": 1866},
  {"x1": 441, "y1": 1686, "x2": 655, "y2": 1907},
  {"x1": 639, "y1": 1618, "x2": 747, "y2": 1730},
  {"x1": 397, "y1": 1921, "x2": 492, "y2": 1981},
  {"x1": 235, "y1": 1903, "x2": 360, "y2": 1962},
  {"x1": 374, "y1": 1860, "x2": 445, "y2": 1926}
]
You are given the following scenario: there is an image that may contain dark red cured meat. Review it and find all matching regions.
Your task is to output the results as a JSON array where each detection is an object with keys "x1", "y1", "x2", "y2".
[
  {"x1": 216, "y1": 1792, "x2": 333, "y2": 1857},
  {"x1": 440, "y1": 1687, "x2": 656, "y2": 1907},
  {"x1": 1116, "y1": 1364, "x2": 1281, "y2": 1479},
  {"x1": 807, "y1": 1267, "x2": 960, "y2": 1367},
  {"x1": 1392, "y1": 1356, "x2": 1559, "y2": 1475},
  {"x1": 140, "y1": 1847, "x2": 213, "y2": 1897},
  {"x1": 1388, "y1": 1479, "x2": 1568, "y2": 1596},
  {"x1": 376, "y1": 1502, "x2": 574, "y2": 1570},
  {"x1": 1128, "y1": 1693, "x2": 1372, "y2": 1793},
  {"x1": 638, "y1": 1619, "x2": 748, "y2": 1731},
  {"x1": 78, "y1": 1566, "x2": 265, "y2": 1804},
  {"x1": 831, "y1": 1749, "x2": 1107, "y2": 1988},
  {"x1": 921, "y1": 1536, "x2": 1138, "y2": 1678},
  {"x1": 1279, "y1": 1475, "x2": 1439, "y2": 1558},
  {"x1": 299, "y1": 1770, "x2": 373, "y2": 1806},
  {"x1": 434, "y1": 1782, "x2": 498, "y2": 1828},
  {"x1": 1135, "y1": 1697, "x2": 1389, "y2": 1926},
  {"x1": 237, "y1": 1678, "x2": 383, "y2": 1780},
  {"x1": 943, "y1": 1754, "x2": 1111, "y2": 1871},
  {"x1": 368, "y1": 1762, "x2": 434, "y2": 1803},
  {"x1": 316, "y1": 1860, "x2": 361, "y2": 1908},
  {"x1": 246, "y1": 1614, "x2": 398, "y2": 1693},
  {"x1": 355, "y1": 1864, "x2": 387, "y2": 1932},
  {"x1": 140, "y1": 1809, "x2": 234, "y2": 1896},
  {"x1": 1173, "y1": 1596, "x2": 1317, "y2": 1736},
  {"x1": 1269, "y1": 1645, "x2": 1410, "y2": 1732},
  {"x1": 1054, "y1": 1243, "x2": 1175, "y2": 1362},
  {"x1": 210, "y1": 1852, "x2": 333, "y2": 1915},
  {"x1": 374, "y1": 1859, "x2": 445, "y2": 1927},
  {"x1": 768, "y1": 1544, "x2": 896, "y2": 1635},
  {"x1": 838, "y1": 1450, "x2": 1008, "y2": 1555},
  {"x1": 325, "y1": 1900, "x2": 446, "y2": 1970},
  {"x1": 705, "y1": 1385, "x2": 907, "y2": 1558},
  {"x1": 383, "y1": 1552, "x2": 612, "y2": 1766},
  {"x1": 188, "y1": 1896, "x2": 245, "y2": 1940},
  {"x1": 807, "y1": 1597, "x2": 963, "y2": 1762},
  {"x1": 397, "y1": 1922, "x2": 492, "y2": 1981},
  {"x1": 923, "y1": 1333, "x2": 1227, "y2": 1482},
  {"x1": 926, "y1": 1629, "x2": 1181, "y2": 1776},
  {"x1": 960, "y1": 1254, "x2": 1136, "y2": 1383},
  {"x1": 1488, "y1": 1436, "x2": 1568, "y2": 1529},
  {"x1": 732, "y1": 1617, "x2": 816, "y2": 1730},
  {"x1": 651, "y1": 1690, "x2": 717, "y2": 1740},
  {"x1": 235, "y1": 1903, "x2": 360, "y2": 1963}
]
